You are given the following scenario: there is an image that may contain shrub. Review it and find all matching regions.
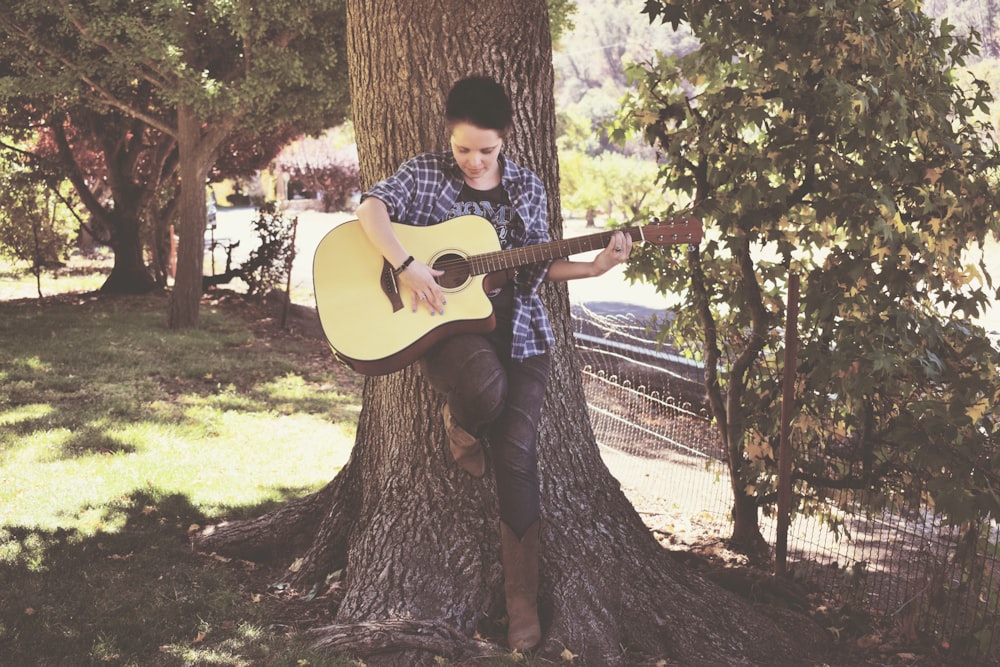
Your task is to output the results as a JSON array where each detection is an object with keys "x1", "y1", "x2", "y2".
[{"x1": 240, "y1": 202, "x2": 297, "y2": 298}]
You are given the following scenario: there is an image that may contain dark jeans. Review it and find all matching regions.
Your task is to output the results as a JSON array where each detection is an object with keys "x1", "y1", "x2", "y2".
[{"x1": 420, "y1": 332, "x2": 551, "y2": 537}]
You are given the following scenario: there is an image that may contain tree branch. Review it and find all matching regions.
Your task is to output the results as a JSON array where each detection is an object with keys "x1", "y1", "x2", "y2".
[
  {"x1": 54, "y1": 0, "x2": 173, "y2": 89},
  {"x1": 0, "y1": 13, "x2": 179, "y2": 139}
]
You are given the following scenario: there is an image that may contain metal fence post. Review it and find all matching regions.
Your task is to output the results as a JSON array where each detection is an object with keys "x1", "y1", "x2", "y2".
[{"x1": 775, "y1": 271, "x2": 800, "y2": 576}]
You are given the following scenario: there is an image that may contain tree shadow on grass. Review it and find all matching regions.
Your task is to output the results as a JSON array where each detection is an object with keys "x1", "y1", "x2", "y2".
[
  {"x1": 58, "y1": 427, "x2": 139, "y2": 459},
  {"x1": 0, "y1": 489, "x2": 335, "y2": 667}
]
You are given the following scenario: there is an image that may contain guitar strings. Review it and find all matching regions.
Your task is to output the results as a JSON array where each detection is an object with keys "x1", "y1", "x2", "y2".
[
  {"x1": 423, "y1": 219, "x2": 695, "y2": 276},
  {"x1": 427, "y1": 229, "x2": 634, "y2": 275}
]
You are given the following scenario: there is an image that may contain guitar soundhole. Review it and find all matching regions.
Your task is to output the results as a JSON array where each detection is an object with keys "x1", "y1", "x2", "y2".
[{"x1": 433, "y1": 253, "x2": 472, "y2": 290}]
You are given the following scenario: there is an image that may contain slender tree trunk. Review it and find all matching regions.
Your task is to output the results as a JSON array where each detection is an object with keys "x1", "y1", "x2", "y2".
[
  {"x1": 729, "y1": 471, "x2": 767, "y2": 555},
  {"x1": 195, "y1": 2, "x2": 824, "y2": 664},
  {"x1": 168, "y1": 104, "x2": 210, "y2": 328},
  {"x1": 725, "y1": 420, "x2": 769, "y2": 558}
]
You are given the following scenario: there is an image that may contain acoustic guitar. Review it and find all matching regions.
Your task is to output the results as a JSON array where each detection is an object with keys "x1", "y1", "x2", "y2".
[{"x1": 312, "y1": 214, "x2": 701, "y2": 375}]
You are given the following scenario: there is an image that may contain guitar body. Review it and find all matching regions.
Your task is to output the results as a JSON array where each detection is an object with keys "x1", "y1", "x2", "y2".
[
  {"x1": 313, "y1": 212, "x2": 702, "y2": 376},
  {"x1": 313, "y1": 216, "x2": 502, "y2": 375}
]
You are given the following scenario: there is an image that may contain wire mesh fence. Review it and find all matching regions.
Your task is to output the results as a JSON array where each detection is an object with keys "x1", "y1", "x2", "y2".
[{"x1": 571, "y1": 304, "x2": 1000, "y2": 663}]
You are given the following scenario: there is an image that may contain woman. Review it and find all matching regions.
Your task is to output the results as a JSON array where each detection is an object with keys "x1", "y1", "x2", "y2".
[{"x1": 355, "y1": 75, "x2": 632, "y2": 651}]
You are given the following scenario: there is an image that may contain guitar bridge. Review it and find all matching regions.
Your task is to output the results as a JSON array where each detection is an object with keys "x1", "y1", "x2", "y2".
[{"x1": 380, "y1": 259, "x2": 405, "y2": 312}]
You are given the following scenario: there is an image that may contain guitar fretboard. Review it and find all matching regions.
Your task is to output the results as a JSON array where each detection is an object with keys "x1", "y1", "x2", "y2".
[{"x1": 466, "y1": 215, "x2": 712, "y2": 276}]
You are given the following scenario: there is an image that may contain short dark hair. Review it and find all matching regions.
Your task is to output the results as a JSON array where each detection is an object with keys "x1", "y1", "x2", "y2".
[{"x1": 445, "y1": 76, "x2": 513, "y2": 135}]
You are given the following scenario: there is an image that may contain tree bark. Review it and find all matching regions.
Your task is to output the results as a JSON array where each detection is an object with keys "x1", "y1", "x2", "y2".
[
  {"x1": 167, "y1": 104, "x2": 207, "y2": 327},
  {"x1": 98, "y1": 208, "x2": 155, "y2": 294},
  {"x1": 195, "y1": 2, "x2": 825, "y2": 664}
]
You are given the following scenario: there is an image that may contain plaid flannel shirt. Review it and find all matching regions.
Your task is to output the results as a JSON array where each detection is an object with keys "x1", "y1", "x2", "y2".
[{"x1": 363, "y1": 151, "x2": 555, "y2": 360}]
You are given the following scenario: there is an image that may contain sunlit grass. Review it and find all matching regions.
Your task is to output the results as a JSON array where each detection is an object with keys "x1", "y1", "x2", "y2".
[
  {"x1": 0, "y1": 285, "x2": 367, "y2": 665},
  {"x1": 0, "y1": 252, "x2": 114, "y2": 299},
  {"x1": 0, "y1": 295, "x2": 360, "y2": 531}
]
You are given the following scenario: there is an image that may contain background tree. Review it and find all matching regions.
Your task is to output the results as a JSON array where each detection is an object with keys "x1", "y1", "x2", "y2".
[
  {"x1": 49, "y1": 107, "x2": 173, "y2": 293},
  {"x1": 926, "y1": 0, "x2": 1000, "y2": 56},
  {"x1": 273, "y1": 128, "x2": 360, "y2": 212},
  {"x1": 0, "y1": 92, "x2": 173, "y2": 293},
  {"x1": 194, "y1": 1, "x2": 823, "y2": 665},
  {"x1": 0, "y1": 146, "x2": 79, "y2": 297},
  {"x1": 552, "y1": 0, "x2": 696, "y2": 153},
  {"x1": 559, "y1": 149, "x2": 659, "y2": 222},
  {"x1": 619, "y1": 0, "x2": 1000, "y2": 554},
  {"x1": 0, "y1": 0, "x2": 350, "y2": 326}
]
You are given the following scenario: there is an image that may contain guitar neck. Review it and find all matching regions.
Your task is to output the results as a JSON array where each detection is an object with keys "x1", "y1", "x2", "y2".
[
  {"x1": 468, "y1": 227, "x2": 645, "y2": 275},
  {"x1": 467, "y1": 217, "x2": 702, "y2": 275}
]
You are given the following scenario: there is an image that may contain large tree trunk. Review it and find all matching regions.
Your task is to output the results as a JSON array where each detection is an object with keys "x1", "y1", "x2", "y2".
[
  {"x1": 99, "y1": 208, "x2": 155, "y2": 294},
  {"x1": 195, "y1": 2, "x2": 824, "y2": 664}
]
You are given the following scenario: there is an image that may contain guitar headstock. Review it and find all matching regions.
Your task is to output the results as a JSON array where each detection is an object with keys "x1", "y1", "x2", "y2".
[{"x1": 641, "y1": 216, "x2": 702, "y2": 246}]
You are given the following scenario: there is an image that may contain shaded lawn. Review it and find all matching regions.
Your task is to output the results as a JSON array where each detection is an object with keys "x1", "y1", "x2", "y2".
[{"x1": 0, "y1": 291, "x2": 365, "y2": 666}]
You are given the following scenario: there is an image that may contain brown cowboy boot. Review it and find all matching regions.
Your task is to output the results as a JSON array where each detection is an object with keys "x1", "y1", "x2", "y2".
[
  {"x1": 499, "y1": 520, "x2": 541, "y2": 651},
  {"x1": 442, "y1": 404, "x2": 485, "y2": 478}
]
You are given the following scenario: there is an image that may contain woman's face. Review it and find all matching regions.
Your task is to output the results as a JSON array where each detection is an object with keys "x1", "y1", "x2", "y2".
[{"x1": 449, "y1": 122, "x2": 503, "y2": 186}]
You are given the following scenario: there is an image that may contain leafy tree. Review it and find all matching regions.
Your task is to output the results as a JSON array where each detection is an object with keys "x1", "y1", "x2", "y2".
[
  {"x1": 0, "y1": 0, "x2": 350, "y2": 327},
  {"x1": 0, "y1": 91, "x2": 172, "y2": 292},
  {"x1": 211, "y1": 126, "x2": 303, "y2": 185},
  {"x1": 553, "y1": 0, "x2": 696, "y2": 153},
  {"x1": 0, "y1": 146, "x2": 79, "y2": 297},
  {"x1": 193, "y1": 2, "x2": 824, "y2": 666},
  {"x1": 559, "y1": 148, "x2": 660, "y2": 221},
  {"x1": 926, "y1": 0, "x2": 1000, "y2": 56},
  {"x1": 274, "y1": 129, "x2": 360, "y2": 212},
  {"x1": 52, "y1": 108, "x2": 172, "y2": 292},
  {"x1": 558, "y1": 148, "x2": 605, "y2": 223},
  {"x1": 618, "y1": 0, "x2": 1000, "y2": 555}
]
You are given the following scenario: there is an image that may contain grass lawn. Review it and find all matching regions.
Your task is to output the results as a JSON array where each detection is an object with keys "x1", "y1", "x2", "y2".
[{"x1": 0, "y1": 261, "x2": 371, "y2": 666}]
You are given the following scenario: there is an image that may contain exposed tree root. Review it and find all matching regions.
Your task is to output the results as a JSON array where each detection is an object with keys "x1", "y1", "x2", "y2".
[
  {"x1": 192, "y1": 455, "x2": 360, "y2": 584},
  {"x1": 309, "y1": 619, "x2": 503, "y2": 665}
]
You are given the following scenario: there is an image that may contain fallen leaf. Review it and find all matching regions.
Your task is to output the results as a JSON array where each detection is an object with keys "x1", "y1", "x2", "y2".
[
  {"x1": 288, "y1": 557, "x2": 304, "y2": 573},
  {"x1": 24, "y1": 607, "x2": 35, "y2": 616},
  {"x1": 560, "y1": 647, "x2": 577, "y2": 662},
  {"x1": 192, "y1": 631, "x2": 206, "y2": 644}
]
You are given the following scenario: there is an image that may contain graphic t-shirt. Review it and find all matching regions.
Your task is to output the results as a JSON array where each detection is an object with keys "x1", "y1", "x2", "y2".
[
  {"x1": 448, "y1": 183, "x2": 518, "y2": 250},
  {"x1": 446, "y1": 183, "x2": 520, "y2": 350}
]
